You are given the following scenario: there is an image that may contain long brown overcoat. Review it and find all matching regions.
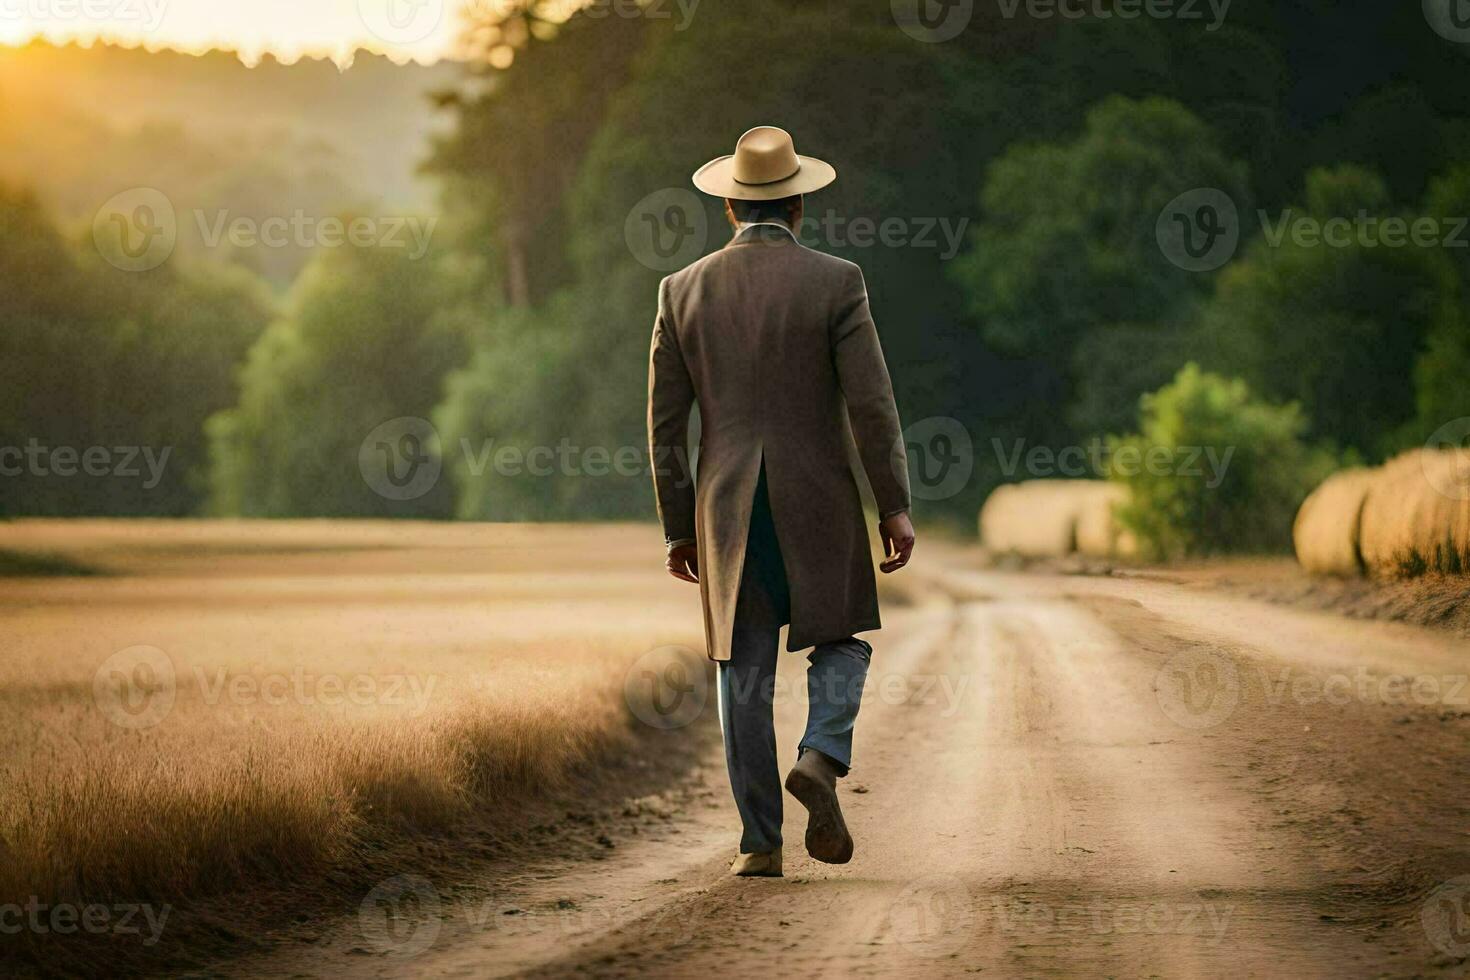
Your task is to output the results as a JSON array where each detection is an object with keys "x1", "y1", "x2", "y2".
[{"x1": 647, "y1": 224, "x2": 911, "y2": 662}]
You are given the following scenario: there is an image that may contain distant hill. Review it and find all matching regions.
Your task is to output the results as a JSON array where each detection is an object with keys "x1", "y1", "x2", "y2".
[{"x1": 0, "y1": 41, "x2": 469, "y2": 284}]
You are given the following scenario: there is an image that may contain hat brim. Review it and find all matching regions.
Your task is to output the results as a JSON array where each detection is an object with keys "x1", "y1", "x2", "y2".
[{"x1": 692, "y1": 154, "x2": 836, "y2": 200}]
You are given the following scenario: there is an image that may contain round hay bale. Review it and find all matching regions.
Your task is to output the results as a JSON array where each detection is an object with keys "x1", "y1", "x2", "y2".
[
  {"x1": 979, "y1": 481, "x2": 1076, "y2": 557},
  {"x1": 1360, "y1": 449, "x2": 1470, "y2": 577},
  {"x1": 1292, "y1": 468, "x2": 1375, "y2": 576},
  {"x1": 980, "y1": 480, "x2": 1133, "y2": 558}
]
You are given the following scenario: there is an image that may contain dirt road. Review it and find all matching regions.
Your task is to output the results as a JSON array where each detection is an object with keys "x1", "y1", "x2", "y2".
[{"x1": 222, "y1": 558, "x2": 1470, "y2": 979}]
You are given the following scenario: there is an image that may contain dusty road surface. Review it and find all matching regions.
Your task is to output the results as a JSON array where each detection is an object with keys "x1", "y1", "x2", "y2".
[{"x1": 213, "y1": 546, "x2": 1470, "y2": 980}]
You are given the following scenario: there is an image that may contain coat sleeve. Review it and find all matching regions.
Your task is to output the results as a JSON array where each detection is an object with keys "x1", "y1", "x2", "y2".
[
  {"x1": 647, "y1": 277, "x2": 698, "y2": 544},
  {"x1": 831, "y1": 263, "x2": 911, "y2": 519}
]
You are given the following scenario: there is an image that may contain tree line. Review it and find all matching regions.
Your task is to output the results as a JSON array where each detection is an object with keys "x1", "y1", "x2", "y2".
[{"x1": 5, "y1": 0, "x2": 1469, "y2": 554}]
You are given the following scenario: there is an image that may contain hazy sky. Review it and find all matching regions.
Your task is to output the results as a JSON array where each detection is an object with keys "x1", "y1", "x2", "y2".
[{"x1": 0, "y1": 0, "x2": 471, "y2": 63}]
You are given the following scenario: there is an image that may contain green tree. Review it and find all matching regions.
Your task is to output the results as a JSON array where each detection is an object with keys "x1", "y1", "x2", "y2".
[
  {"x1": 0, "y1": 184, "x2": 272, "y2": 516},
  {"x1": 950, "y1": 95, "x2": 1250, "y2": 435},
  {"x1": 1108, "y1": 364, "x2": 1336, "y2": 558},
  {"x1": 207, "y1": 242, "x2": 475, "y2": 517},
  {"x1": 427, "y1": 1, "x2": 1468, "y2": 525},
  {"x1": 434, "y1": 290, "x2": 652, "y2": 521},
  {"x1": 426, "y1": 4, "x2": 655, "y2": 307},
  {"x1": 436, "y1": 0, "x2": 1010, "y2": 521},
  {"x1": 1196, "y1": 165, "x2": 1449, "y2": 458},
  {"x1": 1412, "y1": 164, "x2": 1470, "y2": 436}
]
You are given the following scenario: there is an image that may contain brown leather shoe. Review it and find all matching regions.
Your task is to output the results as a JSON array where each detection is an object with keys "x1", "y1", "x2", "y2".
[
  {"x1": 730, "y1": 848, "x2": 782, "y2": 877},
  {"x1": 784, "y1": 750, "x2": 853, "y2": 864}
]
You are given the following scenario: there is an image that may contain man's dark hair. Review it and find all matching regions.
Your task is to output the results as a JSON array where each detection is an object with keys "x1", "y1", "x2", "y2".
[{"x1": 726, "y1": 195, "x2": 801, "y2": 224}]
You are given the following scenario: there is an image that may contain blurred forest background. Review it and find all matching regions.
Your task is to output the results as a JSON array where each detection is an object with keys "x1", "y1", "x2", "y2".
[{"x1": 3, "y1": 0, "x2": 1469, "y2": 556}]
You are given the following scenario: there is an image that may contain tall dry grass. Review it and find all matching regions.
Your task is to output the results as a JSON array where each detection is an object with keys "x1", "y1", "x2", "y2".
[
  {"x1": 0, "y1": 665, "x2": 646, "y2": 909},
  {"x1": 0, "y1": 521, "x2": 705, "y2": 966}
]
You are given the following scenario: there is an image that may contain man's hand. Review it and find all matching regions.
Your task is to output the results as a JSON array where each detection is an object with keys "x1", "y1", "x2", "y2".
[
  {"x1": 879, "y1": 511, "x2": 915, "y2": 573},
  {"x1": 666, "y1": 542, "x2": 699, "y2": 584}
]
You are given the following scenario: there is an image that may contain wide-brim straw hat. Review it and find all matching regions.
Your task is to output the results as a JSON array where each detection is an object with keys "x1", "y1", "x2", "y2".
[{"x1": 692, "y1": 126, "x2": 836, "y2": 201}]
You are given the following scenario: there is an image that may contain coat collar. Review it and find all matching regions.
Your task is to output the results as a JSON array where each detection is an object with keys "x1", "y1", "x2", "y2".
[{"x1": 725, "y1": 221, "x2": 800, "y2": 249}]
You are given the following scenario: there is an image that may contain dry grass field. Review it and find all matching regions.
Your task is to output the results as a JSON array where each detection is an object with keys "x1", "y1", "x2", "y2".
[{"x1": 0, "y1": 520, "x2": 706, "y2": 975}]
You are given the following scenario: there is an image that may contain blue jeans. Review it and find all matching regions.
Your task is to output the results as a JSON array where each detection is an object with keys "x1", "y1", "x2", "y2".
[{"x1": 717, "y1": 627, "x2": 871, "y2": 854}]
